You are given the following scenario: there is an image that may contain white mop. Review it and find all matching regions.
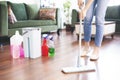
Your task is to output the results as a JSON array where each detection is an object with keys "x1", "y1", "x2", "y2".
[{"x1": 62, "y1": 18, "x2": 95, "y2": 74}]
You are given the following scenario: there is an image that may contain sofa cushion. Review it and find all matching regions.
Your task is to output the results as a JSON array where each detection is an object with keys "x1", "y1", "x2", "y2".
[
  {"x1": 9, "y1": 20, "x2": 56, "y2": 29},
  {"x1": 25, "y1": 4, "x2": 39, "y2": 20},
  {"x1": 39, "y1": 8, "x2": 56, "y2": 20},
  {"x1": 105, "y1": 6, "x2": 120, "y2": 21},
  {"x1": 9, "y1": 2, "x2": 27, "y2": 20}
]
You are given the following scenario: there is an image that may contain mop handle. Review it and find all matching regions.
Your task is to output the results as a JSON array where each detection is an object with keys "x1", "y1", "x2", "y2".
[
  {"x1": 77, "y1": 2, "x2": 85, "y2": 67},
  {"x1": 79, "y1": 19, "x2": 82, "y2": 55},
  {"x1": 78, "y1": 4, "x2": 84, "y2": 57},
  {"x1": 77, "y1": 1, "x2": 84, "y2": 67},
  {"x1": 77, "y1": 18, "x2": 83, "y2": 67}
]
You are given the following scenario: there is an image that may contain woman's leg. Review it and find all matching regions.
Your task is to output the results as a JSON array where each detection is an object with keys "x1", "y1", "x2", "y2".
[
  {"x1": 81, "y1": 0, "x2": 96, "y2": 56},
  {"x1": 90, "y1": 0, "x2": 110, "y2": 60},
  {"x1": 95, "y1": 0, "x2": 109, "y2": 47},
  {"x1": 84, "y1": 0, "x2": 96, "y2": 44}
]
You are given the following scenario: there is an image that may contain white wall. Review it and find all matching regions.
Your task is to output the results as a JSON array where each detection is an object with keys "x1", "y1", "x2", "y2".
[
  {"x1": 5, "y1": 0, "x2": 40, "y2": 7},
  {"x1": 5, "y1": 0, "x2": 39, "y2": 4},
  {"x1": 108, "y1": 0, "x2": 120, "y2": 6}
]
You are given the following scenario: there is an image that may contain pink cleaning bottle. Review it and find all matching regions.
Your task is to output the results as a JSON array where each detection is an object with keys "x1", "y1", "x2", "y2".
[{"x1": 10, "y1": 31, "x2": 23, "y2": 59}]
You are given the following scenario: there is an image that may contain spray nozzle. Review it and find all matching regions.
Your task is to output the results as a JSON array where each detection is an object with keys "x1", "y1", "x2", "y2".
[{"x1": 42, "y1": 34, "x2": 49, "y2": 39}]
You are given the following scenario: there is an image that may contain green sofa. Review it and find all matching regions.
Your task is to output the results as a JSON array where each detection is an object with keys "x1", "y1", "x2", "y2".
[
  {"x1": 71, "y1": 5, "x2": 120, "y2": 33},
  {"x1": 0, "y1": 1, "x2": 61, "y2": 37}
]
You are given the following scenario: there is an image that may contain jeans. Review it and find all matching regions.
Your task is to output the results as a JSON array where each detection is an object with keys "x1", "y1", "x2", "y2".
[{"x1": 84, "y1": 0, "x2": 109, "y2": 47}]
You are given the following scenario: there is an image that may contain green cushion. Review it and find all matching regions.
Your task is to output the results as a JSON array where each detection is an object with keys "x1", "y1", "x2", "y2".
[
  {"x1": 10, "y1": 2, "x2": 27, "y2": 20},
  {"x1": 9, "y1": 20, "x2": 56, "y2": 29},
  {"x1": 25, "y1": 4, "x2": 39, "y2": 20},
  {"x1": 71, "y1": 9, "x2": 79, "y2": 27},
  {"x1": 105, "y1": 6, "x2": 120, "y2": 20}
]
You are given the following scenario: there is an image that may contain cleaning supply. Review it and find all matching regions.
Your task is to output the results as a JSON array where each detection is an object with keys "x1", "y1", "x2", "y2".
[
  {"x1": 20, "y1": 43, "x2": 24, "y2": 58},
  {"x1": 23, "y1": 28, "x2": 41, "y2": 58},
  {"x1": 10, "y1": 31, "x2": 23, "y2": 59},
  {"x1": 48, "y1": 35, "x2": 55, "y2": 57},
  {"x1": 62, "y1": 16, "x2": 95, "y2": 73},
  {"x1": 42, "y1": 36, "x2": 49, "y2": 56}
]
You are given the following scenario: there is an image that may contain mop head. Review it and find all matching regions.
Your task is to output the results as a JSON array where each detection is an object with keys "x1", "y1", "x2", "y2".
[{"x1": 62, "y1": 65, "x2": 95, "y2": 74}]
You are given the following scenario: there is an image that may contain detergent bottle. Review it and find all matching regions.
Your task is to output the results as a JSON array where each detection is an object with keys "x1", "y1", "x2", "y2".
[{"x1": 10, "y1": 31, "x2": 23, "y2": 59}]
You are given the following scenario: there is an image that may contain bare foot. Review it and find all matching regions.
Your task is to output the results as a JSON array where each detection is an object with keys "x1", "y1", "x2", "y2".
[
  {"x1": 81, "y1": 47, "x2": 91, "y2": 57},
  {"x1": 81, "y1": 42, "x2": 90, "y2": 57},
  {"x1": 90, "y1": 46, "x2": 99, "y2": 61}
]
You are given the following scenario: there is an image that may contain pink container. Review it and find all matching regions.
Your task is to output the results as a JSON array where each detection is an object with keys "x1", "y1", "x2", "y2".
[
  {"x1": 10, "y1": 45, "x2": 20, "y2": 59},
  {"x1": 20, "y1": 45, "x2": 24, "y2": 58},
  {"x1": 10, "y1": 31, "x2": 23, "y2": 59}
]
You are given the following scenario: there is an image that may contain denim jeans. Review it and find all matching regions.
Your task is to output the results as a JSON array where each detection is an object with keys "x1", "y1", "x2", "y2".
[{"x1": 84, "y1": 0, "x2": 109, "y2": 47}]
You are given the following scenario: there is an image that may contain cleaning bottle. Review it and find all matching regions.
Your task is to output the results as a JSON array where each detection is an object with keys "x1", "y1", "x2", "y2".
[
  {"x1": 20, "y1": 42, "x2": 24, "y2": 58},
  {"x1": 41, "y1": 35, "x2": 49, "y2": 56},
  {"x1": 10, "y1": 31, "x2": 23, "y2": 59},
  {"x1": 48, "y1": 35, "x2": 55, "y2": 57}
]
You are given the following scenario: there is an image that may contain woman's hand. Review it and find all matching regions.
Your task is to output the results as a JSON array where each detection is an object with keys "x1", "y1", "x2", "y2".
[
  {"x1": 79, "y1": 9, "x2": 87, "y2": 20},
  {"x1": 78, "y1": 0, "x2": 84, "y2": 9},
  {"x1": 78, "y1": 0, "x2": 94, "y2": 20},
  {"x1": 78, "y1": 0, "x2": 86, "y2": 20}
]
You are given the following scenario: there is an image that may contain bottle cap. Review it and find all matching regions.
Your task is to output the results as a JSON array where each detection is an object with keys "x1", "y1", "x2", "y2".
[{"x1": 10, "y1": 31, "x2": 23, "y2": 45}]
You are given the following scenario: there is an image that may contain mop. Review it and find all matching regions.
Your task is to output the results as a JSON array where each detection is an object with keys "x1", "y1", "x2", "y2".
[{"x1": 62, "y1": 17, "x2": 96, "y2": 74}]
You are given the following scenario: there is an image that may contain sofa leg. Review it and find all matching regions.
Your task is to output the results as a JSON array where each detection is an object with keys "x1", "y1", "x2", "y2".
[
  {"x1": 77, "y1": 34, "x2": 79, "y2": 41},
  {"x1": 111, "y1": 34, "x2": 114, "y2": 39},
  {"x1": 71, "y1": 27, "x2": 75, "y2": 34},
  {"x1": 57, "y1": 29, "x2": 61, "y2": 36}
]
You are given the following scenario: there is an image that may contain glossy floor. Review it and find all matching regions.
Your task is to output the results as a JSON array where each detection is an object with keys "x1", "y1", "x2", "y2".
[{"x1": 0, "y1": 30, "x2": 120, "y2": 80}]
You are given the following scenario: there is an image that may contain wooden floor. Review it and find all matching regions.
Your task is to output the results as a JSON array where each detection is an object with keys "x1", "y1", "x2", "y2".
[{"x1": 0, "y1": 30, "x2": 120, "y2": 80}]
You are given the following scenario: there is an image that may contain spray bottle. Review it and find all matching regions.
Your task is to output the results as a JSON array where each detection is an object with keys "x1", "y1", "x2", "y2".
[
  {"x1": 48, "y1": 35, "x2": 55, "y2": 57},
  {"x1": 41, "y1": 34, "x2": 49, "y2": 56}
]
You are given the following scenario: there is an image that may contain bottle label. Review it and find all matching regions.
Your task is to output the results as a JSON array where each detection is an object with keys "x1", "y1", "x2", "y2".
[
  {"x1": 49, "y1": 48, "x2": 55, "y2": 57},
  {"x1": 10, "y1": 45, "x2": 20, "y2": 59}
]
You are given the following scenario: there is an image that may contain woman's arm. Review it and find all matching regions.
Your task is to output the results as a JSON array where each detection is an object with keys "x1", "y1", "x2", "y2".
[
  {"x1": 84, "y1": 0, "x2": 94, "y2": 11},
  {"x1": 78, "y1": 0, "x2": 94, "y2": 19},
  {"x1": 78, "y1": 0, "x2": 84, "y2": 8}
]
